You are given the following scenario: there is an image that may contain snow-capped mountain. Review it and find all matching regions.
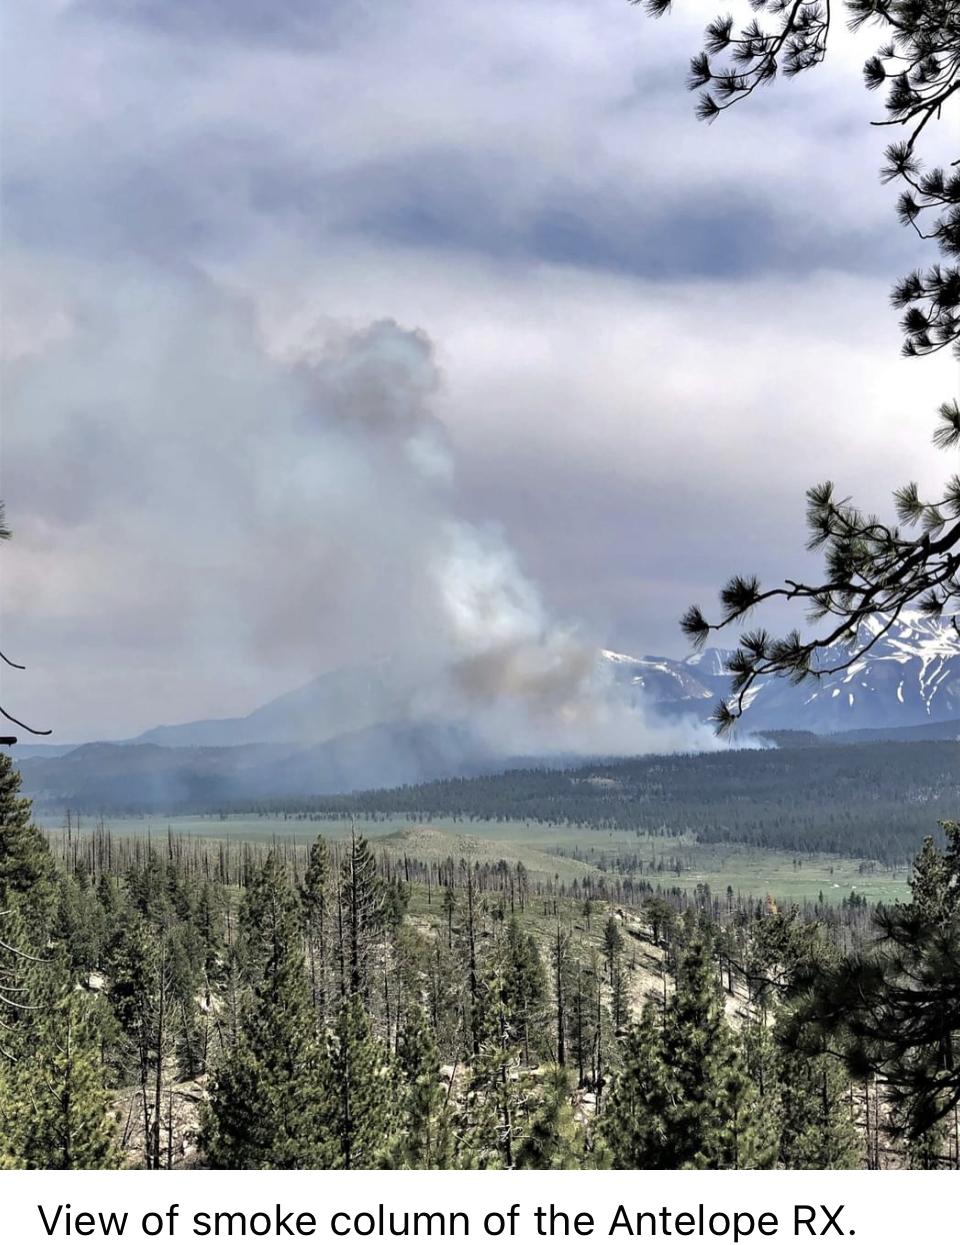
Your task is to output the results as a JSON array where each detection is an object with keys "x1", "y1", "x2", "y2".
[
  {"x1": 603, "y1": 612, "x2": 960, "y2": 733},
  {"x1": 600, "y1": 649, "x2": 714, "y2": 705},
  {"x1": 128, "y1": 613, "x2": 960, "y2": 748},
  {"x1": 26, "y1": 613, "x2": 958, "y2": 778},
  {"x1": 16, "y1": 613, "x2": 959, "y2": 810}
]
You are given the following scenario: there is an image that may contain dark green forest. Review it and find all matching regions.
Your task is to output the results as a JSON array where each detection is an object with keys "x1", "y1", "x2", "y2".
[
  {"x1": 2, "y1": 754, "x2": 959, "y2": 1170},
  {"x1": 225, "y1": 742, "x2": 960, "y2": 866}
]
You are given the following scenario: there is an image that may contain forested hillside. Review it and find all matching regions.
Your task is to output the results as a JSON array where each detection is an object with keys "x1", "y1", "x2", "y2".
[
  {"x1": 229, "y1": 742, "x2": 960, "y2": 866},
  {"x1": 2, "y1": 755, "x2": 958, "y2": 1170}
]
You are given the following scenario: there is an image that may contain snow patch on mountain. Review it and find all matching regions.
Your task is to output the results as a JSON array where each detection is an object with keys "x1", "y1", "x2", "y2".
[{"x1": 601, "y1": 612, "x2": 960, "y2": 733}]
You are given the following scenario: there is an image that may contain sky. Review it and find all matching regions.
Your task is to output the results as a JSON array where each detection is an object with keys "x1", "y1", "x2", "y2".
[{"x1": 1, "y1": 0, "x2": 955, "y2": 742}]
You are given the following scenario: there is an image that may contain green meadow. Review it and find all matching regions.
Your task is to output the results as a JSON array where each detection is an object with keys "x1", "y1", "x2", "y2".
[{"x1": 42, "y1": 811, "x2": 910, "y2": 906}]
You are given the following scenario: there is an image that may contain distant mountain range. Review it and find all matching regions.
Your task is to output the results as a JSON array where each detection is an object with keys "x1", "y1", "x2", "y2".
[
  {"x1": 14, "y1": 612, "x2": 959, "y2": 812},
  {"x1": 118, "y1": 611, "x2": 960, "y2": 747},
  {"x1": 131, "y1": 661, "x2": 417, "y2": 748},
  {"x1": 602, "y1": 611, "x2": 960, "y2": 733},
  {"x1": 16, "y1": 723, "x2": 508, "y2": 812}
]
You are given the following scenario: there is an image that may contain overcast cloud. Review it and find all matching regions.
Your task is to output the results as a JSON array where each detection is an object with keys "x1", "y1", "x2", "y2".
[{"x1": 1, "y1": 0, "x2": 953, "y2": 741}]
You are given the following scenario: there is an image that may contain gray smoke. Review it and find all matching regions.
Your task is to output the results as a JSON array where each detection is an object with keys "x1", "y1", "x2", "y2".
[{"x1": 4, "y1": 263, "x2": 717, "y2": 755}]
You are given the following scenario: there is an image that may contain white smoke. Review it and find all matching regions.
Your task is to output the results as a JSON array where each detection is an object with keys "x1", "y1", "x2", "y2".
[
  {"x1": 5, "y1": 264, "x2": 718, "y2": 754},
  {"x1": 270, "y1": 313, "x2": 719, "y2": 757}
]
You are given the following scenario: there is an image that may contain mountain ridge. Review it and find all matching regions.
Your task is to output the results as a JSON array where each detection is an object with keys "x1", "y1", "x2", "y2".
[
  {"x1": 603, "y1": 611, "x2": 960, "y2": 733},
  {"x1": 102, "y1": 611, "x2": 960, "y2": 748},
  {"x1": 14, "y1": 612, "x2": 958, "y2": 810}
]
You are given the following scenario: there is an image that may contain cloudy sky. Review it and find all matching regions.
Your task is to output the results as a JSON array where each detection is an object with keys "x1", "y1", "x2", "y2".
[{"x1": 1, "y1": 0, "x2": 953, "y2": 742}]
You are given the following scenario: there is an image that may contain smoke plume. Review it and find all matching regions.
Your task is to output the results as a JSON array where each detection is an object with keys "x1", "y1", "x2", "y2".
[{"x1": 4, "y1": 265, "x2": 716, "y2": 756}]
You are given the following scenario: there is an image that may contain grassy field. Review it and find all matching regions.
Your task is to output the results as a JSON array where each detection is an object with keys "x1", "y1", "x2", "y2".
[{"x1": 42, "y1": 811, "x2": 911, "y2": 906}]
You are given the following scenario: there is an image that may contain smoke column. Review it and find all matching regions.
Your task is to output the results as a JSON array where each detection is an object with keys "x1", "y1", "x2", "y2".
[{"x1": 5, "y1": 267, "x2": 718, "y2": 756}]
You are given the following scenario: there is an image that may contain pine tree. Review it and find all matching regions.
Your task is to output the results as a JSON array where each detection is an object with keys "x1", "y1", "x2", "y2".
[
  {"x1": 167, "y1": 921, "x2": 205, "y2": 1080},
  {"x1": 55, "y1": 874, "x2": 102, "y2": 983},
  {"x1": 459, "y1": 869, "x2": 483, "y2": 1057},
  {"x1": 425, "y1": 935, "x2": 461, "y2": 1056},
  {"x1": 0, "y1": 903, "x2": 40, "y2": 1036},
  {"x1": 124, "y1": 851, "x2": 173, "y2": 929},
  {"x1": 202, "y1": 854, "x2": 335, "y2": 1168},
  {"x1": 1, "y1": 908, "x2": 117, "y2": 1175},
  {"x1": 5, "y1": 988, "x2": 117, "y2": 1169},
  {"x1": 441, "y1": 885, "x2": 457, "y2": 949},
  {"x1": 788, "y1": 824, "x2": 960, "y2": 1143},
  {"x1": 0, "y1": 755, "x2": 55, "y2": 936},
  {"x1": 95, "y1": 873, "x2": 122, "y2": 962},
  {"x1": 340, "y1": 831, "x2": 383, "y2": 1003},
  {"x1": 909, "y1": 835, "x2": 950, "y2": 923},
  {"x1": 603, "y1": 916, "x2": 627, "y2": 1032},
  {"x1": 514, "y1": 1066, "x2": 583, "y2": 1169},
  {"x1": 456, "y1": 943, "x2": 536, "y2": 1169},
  {"x1": 776, "y1": 1043, "x2": 860, "y2": 1170},
  {"x1": 456, "y1": 1035, "x2": 525, "y2": 1170},
  {"x1": 568, "y1": 954, "x2": 598, "y2": 1090},
  {"x1": 105, "y1": 916, "x2": 178, "y2": 1168},
  {"x1": 741, "y1": 1017, "x2": 782, "y2": 1162},
  {"x1": 664, "y1": 936, "x2": 771, "y2": 1169},
  {"x1": 586, "y1": 944, "x2": 611, "y2": 1105},
  {"x1": 606, "y1": 937, "x2": 772, "y2": 1169},
  {"x1": 0, "y1": 1055, "x2": 15, "y2": 1168},
  {"x1": 196, "y1": 879, "x2": 225, "y2": 1012},
  {"x1": 602, "y1": 1004, "x2": 672, "y2": 1167},
  {"x1": 0, "y1": 893, "x2": 110, "y2": 1171},
  {"x1": 301, "y1": 835, "x2": 330, "y2": 1021},
  {"x1": 393, "y1": 1003, "x2": 445, "y2": 1168},
  {"x1": 603, "y1": 915, "x2": 623, "y2": 973},
  {"x1": 501, "y1": 917, "x2": 547, "y2": 1066},
  {"x1": 235, "y1": 851, "x2": 300, "y2": 989},
  {"x1": 904, "y1": 1115, "x2": 951, "y2": 1170},
  {"x1": 642, "y1": 896, "x2": 676, "y2": 948},
  {"x1": 551, "y1": 923, "x2": 571, "y2": 1067},
  {"x1": 327, "y1": 995, "x2": 393, "y2": 1169}
]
